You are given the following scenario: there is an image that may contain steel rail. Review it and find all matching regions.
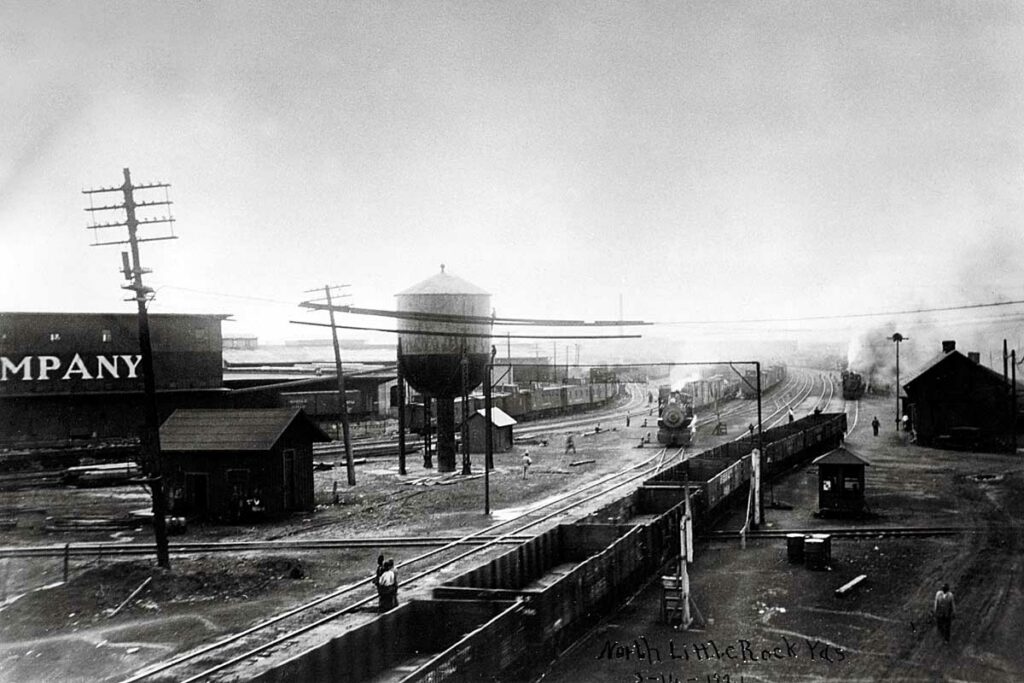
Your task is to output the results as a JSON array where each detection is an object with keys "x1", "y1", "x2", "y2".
[
  {"x1": 121, "y1": 445, "x2": 684, "y2": 683},
  {"x1": 703, "y1": 526, "x2": 975, "y2": 539},
  {"x1": 0, "y1": 535, "x2": 535, "y2": 560}
]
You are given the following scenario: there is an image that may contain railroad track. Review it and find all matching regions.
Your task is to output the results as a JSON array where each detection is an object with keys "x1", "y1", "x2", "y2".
[
  {"x1": 120, "y1": 443, "x2": 687, "y2": 683},
  {"x1": 0, "y1": 535, "x2": 536, "y2": 560},
  {"x1": 703, "y1": 525, "x2": 976, "y2": 539}
]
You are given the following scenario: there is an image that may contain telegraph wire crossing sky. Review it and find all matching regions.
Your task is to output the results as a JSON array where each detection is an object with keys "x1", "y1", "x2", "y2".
[{"x1": 1, "y1": 2, "x2": 1022, "y2": 348}]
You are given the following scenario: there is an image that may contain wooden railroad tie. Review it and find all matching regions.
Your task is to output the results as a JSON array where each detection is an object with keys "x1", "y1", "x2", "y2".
[{"x1": 834, "y1": 574, "x2": 867, "y2": 598}]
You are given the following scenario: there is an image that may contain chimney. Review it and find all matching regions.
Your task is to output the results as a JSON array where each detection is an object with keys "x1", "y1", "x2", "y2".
[
  {"x1": 968, "y1": 352, "x2": 980, "y2": 364},
  {"x1": 942, "y1": 340, "x2": 956, "y2": 353}
]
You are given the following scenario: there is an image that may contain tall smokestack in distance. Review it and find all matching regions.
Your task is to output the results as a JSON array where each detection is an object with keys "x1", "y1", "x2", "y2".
[
  {"x1": 968, "y1": 352, "x2": 980, "y2": 364},
  {"x1": 942, "y1": 340, "x2": 956, "y2": 353}
]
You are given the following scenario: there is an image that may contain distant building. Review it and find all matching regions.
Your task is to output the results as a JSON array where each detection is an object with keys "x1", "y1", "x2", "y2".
[
  {"x1": 0, "y1": 311, "x2": 228, "y2": 446},
  {"x1": 461, "y1": 407, "x2": 517, "y2": 453},
  {"x1": 223, "y1": 335, "x2": 258, "y2": 350},
  {"x1": 902, "y1": 340, "x2": 1024, "y2": 451},
  {"x1": 489, "y1": 357, "x2": 554, "y2": 386},
  {"x1": 160, "y1": 408, "x2": 330, "y2": 520}
]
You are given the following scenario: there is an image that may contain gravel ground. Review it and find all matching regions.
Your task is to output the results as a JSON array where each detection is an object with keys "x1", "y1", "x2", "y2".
[
  {"x1": 0, "y1": 388, "x2": 656, "y2": 682},
  {"x1": 539, "y1": 394, "x2": 1024, "y2": 683}
]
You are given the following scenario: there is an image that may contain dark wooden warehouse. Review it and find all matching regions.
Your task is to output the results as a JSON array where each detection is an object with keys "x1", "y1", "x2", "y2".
[
  {"x1": 902, "y1": 340, "x2": 1023, "y2": 451},
  {"x1": 160, "y1": 408, "x2": 330, "y2": 521},
  {"x1": 812, "y1": 446, "x2": 871, "y2": 515}
]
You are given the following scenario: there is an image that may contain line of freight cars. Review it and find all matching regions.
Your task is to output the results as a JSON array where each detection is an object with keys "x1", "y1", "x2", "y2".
[
  {"x1": 403, "y1": 382, "x2": 621, "y2": 432},
  {"x1": 255, "y1": 411, "x2": 847, "y2": 683},
  {"x1": 739, "y1": 363, "x2": 788, "y2": 399}
]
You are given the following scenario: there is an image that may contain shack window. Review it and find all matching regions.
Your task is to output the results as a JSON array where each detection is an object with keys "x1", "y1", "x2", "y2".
[
  {"x1": 49, "y1": 332, "x2": 61, "y2": 342},
  {"x1": 844, "y1": 479, "x2": 860, "y2": 491},
  {"x1": 101, "y1": 329, "x2": 112, "y2": 343}
]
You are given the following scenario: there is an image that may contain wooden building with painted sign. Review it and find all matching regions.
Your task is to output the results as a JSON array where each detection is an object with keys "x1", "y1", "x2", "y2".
[{"x1": 0, "y1": 311, "x2": 228, "y2": 446}]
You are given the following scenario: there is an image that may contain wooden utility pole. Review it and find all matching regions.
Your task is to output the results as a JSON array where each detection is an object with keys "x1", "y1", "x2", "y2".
[
  {"x1": 83, "y1": 167, "x2": 175, "y2": 569},
  {"x1": 460, "y1": 342, "x2": 471, "y2": 475},
  {"x1": 323, "y1": 285, "x2": 356, "y2": 486},
  {"x1": 396, "y1": 339, "x2": 407, "y2": 476}
]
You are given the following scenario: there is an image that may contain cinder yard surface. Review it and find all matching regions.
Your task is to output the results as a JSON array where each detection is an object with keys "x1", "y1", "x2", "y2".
[
  {"x1": 0, "y1": 393, "x2": 651, "y2": 682},
  {"x1": 2, "y1": 388, "x2": 1022, "y2": 683},
  {"x1": 540, "y1": 395, "x2": 1024, "y2": 683}
]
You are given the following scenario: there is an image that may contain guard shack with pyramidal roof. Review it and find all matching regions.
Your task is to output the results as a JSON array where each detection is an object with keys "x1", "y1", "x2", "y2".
[
  {"x1": 160, "y1": 408, "x2": 330, "y2": 520},
  {"x1": 812, "y1": 446, "x2": 871, "y2": 515}
]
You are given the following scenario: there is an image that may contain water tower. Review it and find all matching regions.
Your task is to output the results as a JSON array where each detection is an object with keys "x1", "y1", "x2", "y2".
[{"x1": 396, "y1": 266, "x2": 492, "y2": 472}]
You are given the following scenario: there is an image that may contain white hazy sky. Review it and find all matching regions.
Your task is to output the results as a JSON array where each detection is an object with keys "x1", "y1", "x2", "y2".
[{"x1": 2, "y1": 1, "x2": 1022, "y2": 349}]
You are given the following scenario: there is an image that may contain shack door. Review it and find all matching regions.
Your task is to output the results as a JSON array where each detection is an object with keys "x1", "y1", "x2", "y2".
[
  {"x1": 184, "y1": 472, "x2": 209, "y2": 515},
  {"x1": 283, "y1": 448, "x2": 295, "y2": 510}
]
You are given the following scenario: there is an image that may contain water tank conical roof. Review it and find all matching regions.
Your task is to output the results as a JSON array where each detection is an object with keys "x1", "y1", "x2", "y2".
[{"x1": 396, "y1": 266, "x2": 490, "y2": 297}]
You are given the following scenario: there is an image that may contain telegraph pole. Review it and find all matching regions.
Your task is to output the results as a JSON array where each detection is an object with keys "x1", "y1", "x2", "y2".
[
  {"x1": 83, "y1": 167, "x2": 175, "y2": 569},
  {"x1": 321, "y1": 285, "x2": 356, "y2": 486},
  {"x1": 396, "y1": 339, "x2": 407, "y2": 476},
  {"x1": 460, "y1": 342, "x2": 471, "y2": 475}
]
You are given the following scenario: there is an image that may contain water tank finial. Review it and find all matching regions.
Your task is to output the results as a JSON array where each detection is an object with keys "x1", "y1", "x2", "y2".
[{"x1": 440, "y1": 263, "x2": 445, "y2": 273}]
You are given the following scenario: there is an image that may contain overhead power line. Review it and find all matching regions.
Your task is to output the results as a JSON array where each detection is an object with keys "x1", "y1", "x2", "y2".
[
  {"x1": 655, "y1": 299, "x2": 1024, "y2": 326},
  {"x1": 297, "y1": 301, "x2": 650, "y2": 327},
  {"x1": 289, "y1": 319, "x2": 641, "y2": 340}
]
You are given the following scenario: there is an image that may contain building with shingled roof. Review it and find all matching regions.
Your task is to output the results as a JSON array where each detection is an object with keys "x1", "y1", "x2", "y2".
[
  {"x1": 902, "y1": 340, "x2": 1024, "y2": 451},
  {"x1": 160, "y1": 408, "x2": 330, "y2": 520},
  {"x1": 461, "y1": 407, "x2": 518, "y2": 453}
]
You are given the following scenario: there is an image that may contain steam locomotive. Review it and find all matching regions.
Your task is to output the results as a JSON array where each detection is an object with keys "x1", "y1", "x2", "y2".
[
  {"x1": 841, "y1": 370, "x2": 865, "y2": 400},
  {"x1": 657, "y1": 389, "x2": 696, "y2": 447}
]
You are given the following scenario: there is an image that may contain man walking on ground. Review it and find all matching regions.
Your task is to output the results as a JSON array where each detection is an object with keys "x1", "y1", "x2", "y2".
[
  {"x1": 871, "y1": 416, "x2": 880, "y2": 436},
  {"x1": 522, "y1": 450, "x2": 532, "y2": 479},
  {"x1": 565, "y1": 435, "x2": 576, "y2": 454}
]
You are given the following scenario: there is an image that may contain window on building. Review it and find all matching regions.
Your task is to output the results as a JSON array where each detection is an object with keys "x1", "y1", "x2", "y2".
[
  {"x1": 101, "y1": 329, "x2": 112, "y2": 343},
  {"x1": 50, "y1": 332, "x2": 61, "y2": 342}
]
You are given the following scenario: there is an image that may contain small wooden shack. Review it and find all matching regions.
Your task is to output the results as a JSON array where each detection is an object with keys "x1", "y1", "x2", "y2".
[
  {"x1": 812, "y1": 446, "x2": 871, "y2": 515},
  {"x1": 462, "y1": 407, "x2": 517, "y2": 453},
  {"x1": 160, "y1": 408, "x2": 330, "y2": 520}
]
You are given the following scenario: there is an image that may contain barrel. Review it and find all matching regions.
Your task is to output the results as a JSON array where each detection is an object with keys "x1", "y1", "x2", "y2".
[
  {"x1": 804, "y1": 538, "x2": 825, "y2": 570},
  {"x1": 786, "y1": 533, "x2": 805, "y2": 563},
  {"x1": 804, "y1": 534, "x2": 832, "y2": 570}
]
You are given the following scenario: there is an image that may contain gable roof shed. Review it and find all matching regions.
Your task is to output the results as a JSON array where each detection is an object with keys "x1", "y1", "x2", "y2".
[
  {"x1": 812, "y1": 446, "x2": 872, "y2": 467},
  {"x1": 160, "y1": 408, "x2": 330, "y2": 452}
]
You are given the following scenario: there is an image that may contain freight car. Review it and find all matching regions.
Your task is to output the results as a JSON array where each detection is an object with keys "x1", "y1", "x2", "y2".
[
  {"x1": 657, "y1": 390, "x2": 695, "y2": 446},
  {"x1": 739, "y1": 364, "x2": 787, "y2": 399},
  {"x1": 841, "y1": 370, "x2": 865, "y2": 400},
  {"x1": 403, "y1": 382, "x2": 622, "y2": 433},
  {"x1": 682, "y1": 375, "x2": 739, "y2": 412}
]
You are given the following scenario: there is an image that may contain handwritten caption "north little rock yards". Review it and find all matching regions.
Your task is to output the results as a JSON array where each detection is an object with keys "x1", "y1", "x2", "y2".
[{"x1": 597, "y1": 636, "x2": 847, "y2": 681}]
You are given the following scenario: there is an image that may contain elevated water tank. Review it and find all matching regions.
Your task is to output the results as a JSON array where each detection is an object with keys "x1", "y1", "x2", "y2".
[{"x1": 396, "y1": 266, "x2": 491, "y2": 472}]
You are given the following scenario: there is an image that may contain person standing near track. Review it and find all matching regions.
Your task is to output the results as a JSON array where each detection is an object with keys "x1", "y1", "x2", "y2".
[
  {"x1": 522, "y1": 450, "x2": 532, "y2": 478},
  {"x1": 372, "y1": 554, "x2": 386, "y2": 611},
  {"x1": 565, "y1": 434, "x2": 576, "y2": 454},
  {"x1": 933, "y1": 583, "x2": 955, "y2": 642},
  {"x1": 379, "y1": 559, "x2": 398, "y2": 611},
  {"x1": 872, "y1": 416, "x2": 880, "y2": 436}
]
